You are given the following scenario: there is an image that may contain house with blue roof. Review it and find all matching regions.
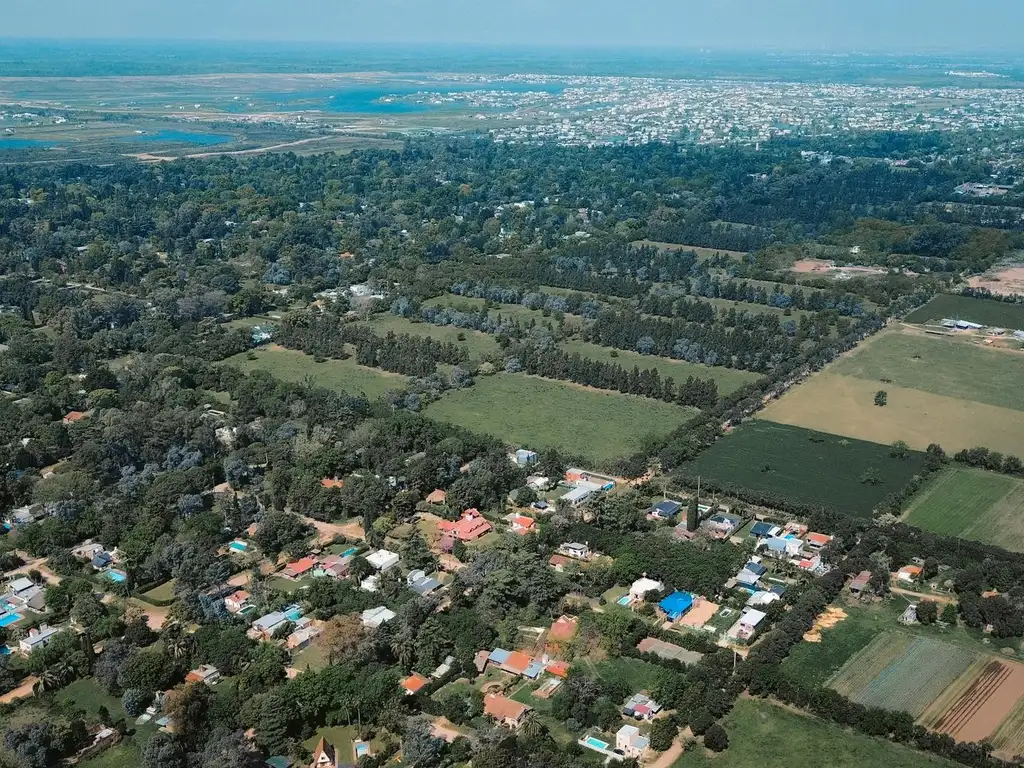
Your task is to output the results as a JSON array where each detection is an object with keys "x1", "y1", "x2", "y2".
[
  {"x1": 762, "y1": 536, "x2": 802, "y2": 559},
  {"x1": 658, "y1": 591, "x2": 694, "y2": 621},
  {"x1": 648, "y1": 499, "x2": 682, "y2": 520},
  {"x1": 749, "y1": 521, "x2": 781, "y2": 539}
]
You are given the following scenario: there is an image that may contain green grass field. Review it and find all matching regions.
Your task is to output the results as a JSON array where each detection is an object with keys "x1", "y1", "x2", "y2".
[
  {"x1": 672, "y1": 697, "x2": 955, "y2": 768},
  {"x1": 221, "y1": 347, "x2": 407, "y2": 399},
  {"x1": 141, "y1": 580, "x2": 176, "y2": 603},
  {"x1": 701, "y1": 296, "x2": 811, "y2": 321},
  {"x1": 904, "y1": 467, "x2": 1024, "y2": 552},
  {"x1": 632, "y1": 240, "x2": 748, "y2": 261},
  {"x1": 680, "y1": 421, "x2": 926, "y2": 517},
  {"x1": 782, "y1": 606, "x2": 884, "y2": 688},
  {"x1": 832, "y1": 331, "x2": 1024, "y2": 412},
  {"x1": 558, "y1": 340, "x2": 760, "y2": 396},
  {"x1": 362, "y1": 314, "x2": 500, "y2": 359},
  {"x1": 904, "y1": 294, "x2": 1024, "y2": 329},
  {"x1": 424, "y1": 373, "x2": 694, "y2": 462},
  {"x1": 79, "y1": 744, "x2": 143, "y2": 768}
]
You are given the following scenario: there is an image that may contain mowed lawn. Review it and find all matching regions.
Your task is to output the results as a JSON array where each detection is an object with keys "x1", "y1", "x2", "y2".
[
  {"x1": 424, "y1": 373, "x2": 694, "y2": 461},
  {"x1": 832, "y1": 330, "x2": 1024, "y2": 412},
  {"x1": 558, "y1": 339, "x2": 760, "y2": 396},
  {"x1": 904, "y1": 467, "x2": 1024, "y2": 552},
  {"x1": 680, "y1": 421, "x2": 926, "y2": 517},
  {"x1": 904, "y1": 294, "x2": 1024, "y2": 329},
  {"x1": 671, "y1": 697, "x2": 956, "y2": 768},
  {"x1": 362, "y1": 313, "x2": 499, "y2": 359},
  {"x1": 221, "y1": 347, "x2": 406, "y2": 400},
  {"x1": 760, "y1": 370, "x2": 1024, "y2": 457}
]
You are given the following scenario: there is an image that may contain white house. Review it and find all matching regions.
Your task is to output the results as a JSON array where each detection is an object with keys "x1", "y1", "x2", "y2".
[
  {"x1": 19, "y1": 624, "x2": 61, "y2": 655},
  {"x1": 629, "y1": 577, "x2": 664, "y2": 601},
  {"x1": 365, "y1": 550, "x2": 400, "y2": 572},
  {"x1": 616, "y1": 724, "x2": 650, "y2": 758},
  {"x1": 361, "y1": 606, "x2": 396, "y2": 629},
  {"x1": 558, "y1": 542, "x2": 591, "y2": 560}
]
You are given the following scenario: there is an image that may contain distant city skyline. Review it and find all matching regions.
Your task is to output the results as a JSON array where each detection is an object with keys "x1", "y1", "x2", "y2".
[{"x1": 4, "y1": 0, "x2": 1024, "y2": 54}]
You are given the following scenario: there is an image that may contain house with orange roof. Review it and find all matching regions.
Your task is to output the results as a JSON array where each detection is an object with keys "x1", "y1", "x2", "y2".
[
  {"x1": 546, "y1": 660, "x2": 570, "y2": 678},
  {"x1": 548, "y1": 554, "x2": 575, "y2": 572},
  {"x1": 805, "y1": 532, "x2": 832, "y2": 549},
  {"x1": 62, "y1": 410, "x2": 88, "y2": 425},
  {"x1": 484, "y1": 694, "x2": 532, "y2": 729},
  {"x1": 320, "y1": 478, "x2": 344, "y2": 489},
  {"x1": 438, "y1": 509, "x2": 492, "y2": 542},
  {"x1": 283, "y1": 557, "x2": 317, "y2": 579},
  {"x1": 547, "y1": 615, "x2": 578, "y2": 645},
  {"x1": 400, "y1": 673, "x2": 429, "y2": 696},
  {"x1": 483, "y1": 647, "x2": 545, "y2": 678},
  {"x1": 310, "y1": 737, "x2": 338, "y2": 768},
  {"x1": 510, "y1": 515, "x2": 536, "y2": 534},
  {"x1": 897, "y1": 564, "x2": 922, "y2": 582},
  {"x1": 425, "y1": 489, "x2": 447, "y2": 505}
]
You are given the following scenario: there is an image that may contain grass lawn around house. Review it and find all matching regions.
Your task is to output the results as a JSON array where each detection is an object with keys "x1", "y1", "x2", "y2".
[
  {"x1": 831, "y1": 329, "x2": 1024, "y2": 412},
  {"x1": 303, "y1": 725, "x2": 382, "y2": 765},
  {"x1": 79, "y1": 743, "x2": 144, "y2": 768},
  {"x1": 424, "y1": 373, "x2": 694, "y2": 462},
  {"x1": 362, "y1": 313, "x2": 499, "y2": 359},
  {"x1": 140, "y1": 580, "x2": 176, "y2": 603},
  {"x1": 558, "y1": 339, "x2": 760, "y2": 396},
  {"x1": 671, "y1": 696, "x2": 956, "y2": 768},
  {"x1": 292, "y1": 642, "x2": 329, "y2": 672},
  {"x1": 56, "y1": 678, "x2": 129, "y2": 721},
  {"x1": 680, "y1": 421, "x2": 927, "y2": 518},
  {"x1": 221, "y1": 347, "x2": 406, "y2": 400},
  {"x1": 903, "y1": 467, "x2": 1024, "y2": 553}
]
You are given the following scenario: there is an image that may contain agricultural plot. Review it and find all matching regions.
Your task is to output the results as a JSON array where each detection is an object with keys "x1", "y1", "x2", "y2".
[
  {"x1": 361, "y1": 314, "x2": 500, "y2": 359},
  {"x1": 829, "y1": 632, "x2": 979, "y2": 718},
  {"x1": 423, "y1": 294, "x2": 578, "y2": 326},
  {"x1": 701, "y1": 295, "x2": 811, "y2": 321},
  {"x1": 220, "y1": 347, "x2": 407, "y2": 400},
  {"x1": 904, "y1": 294, "x2": 1024, "y2": 329},
  {"x1": 903, "y1": 467, "x2": 1024, "y2": 553},
  {"x1": 760, "y1": 370, "x2": 1024, "y2": 458},
  {"x1": 681, "y1": 421, "x2": 926, "y2": 517},
  {"x1": 671, "y1": 697, "x2": 957, "y2": 768},
  {"x1": 831, "y1": 330, "x2": 1024, "y2": 412},
  {"x1": 558, "y1": 339, "x2": 761, "y2": 395},
  {"x1": 920, "y1": 658, "x2": 1024, "y2": 749},
  {"x1": 631, "y1": 239, "x2": 749, "y2": 261},
  {"x1": 424, "y1": 373, "x2": 693, "y2": 462}
]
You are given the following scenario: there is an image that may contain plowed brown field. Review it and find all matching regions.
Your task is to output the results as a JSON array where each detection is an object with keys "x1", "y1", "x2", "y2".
[{"x1": 932, "y1": 659, "x2": 1024, "y2": 744}]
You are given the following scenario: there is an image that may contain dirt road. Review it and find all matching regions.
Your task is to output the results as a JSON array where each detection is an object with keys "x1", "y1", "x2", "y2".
[
  {"x1": 0, "y1": 677, "x2": 36, "y2": 704},
  {"x1": 647, "y1": 739, "x2": 685, "y2": 768},
  {"x1": 891, "y1": 586, "x2": 957, "y2": 606},
  {"x1": 301, "y1": 516, "x2": 365, "y2": 545}
]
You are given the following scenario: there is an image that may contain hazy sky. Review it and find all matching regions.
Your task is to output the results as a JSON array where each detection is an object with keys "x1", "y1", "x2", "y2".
[{"x1": 4, "y1": 0, "x2": 1023, "y2": 52}]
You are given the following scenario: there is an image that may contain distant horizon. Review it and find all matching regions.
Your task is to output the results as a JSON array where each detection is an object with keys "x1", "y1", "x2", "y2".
[
  {"x1": 2, "y1": 38, "x2": 1024, "y2": 58},
  {"x1": 5, "y1": 0, "x2": 1024, "y2": 55}
]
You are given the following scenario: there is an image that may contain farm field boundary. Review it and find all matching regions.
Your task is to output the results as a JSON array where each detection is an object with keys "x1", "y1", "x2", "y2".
[
  {"x1": 829, "y1": 632, "x2": 915, "y2": 699},
  {"x1": 904, "y1": 294, "x2": 1024, "y2": 329},
  {"x1": 679, "y1": 421, "x2": 926, "y2": 518},
  {"x1": 759, "y1": 370, "x2": 1024, "y2": 458},
  {"x1": 921, "y1": 658, "x2": 1024, "y2": 746},
  {"x1": 903, "y1": 467, "x2": 1024, "y2": 553}
]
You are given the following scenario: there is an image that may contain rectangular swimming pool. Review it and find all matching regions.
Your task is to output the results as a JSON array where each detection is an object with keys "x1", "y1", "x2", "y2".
[
  {"x1": 106, "y1": 570, "x2": 127, "y2": 583},
  {"x1": 229, "y1": 540, "x2": 248, "y2": 552},
  {"x1": 0, "y1": 613, "x2": 22, "y2": 628},
  {"x1": 582, "y1": 736, "x2": 609, "y2": 751},
  {"x1": 341, "y1": 547, "x2": 358, "y2": 557},
  {"x1": 617, "y1": 595, "x2": 631, "y2": 606}
]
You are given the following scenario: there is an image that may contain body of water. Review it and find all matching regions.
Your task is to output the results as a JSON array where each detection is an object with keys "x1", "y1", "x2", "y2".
[
  {"x1": 0, "y1": 138, "x2": 54, "y2": 150},
  {"x1": 122, "y1": 130, "x2": 233, "y2": 146}
]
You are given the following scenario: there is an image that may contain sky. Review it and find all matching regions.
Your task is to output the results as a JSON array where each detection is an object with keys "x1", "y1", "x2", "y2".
[{"x1": 4, "y1": 0, "x2": 1024, "y2": 53}]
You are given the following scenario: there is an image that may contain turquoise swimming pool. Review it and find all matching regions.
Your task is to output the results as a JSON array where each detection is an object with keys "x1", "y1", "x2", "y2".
[
  {"x1": 229, "y1": 540, "x2": 248, "y2": 552},
  {"x1": 341, "y1": 547, "x2": 358, "y2": 557},
  {"x1": 284, "y1": 607, "x2": 302, "y2": 621},
  {"x1": 106, "y1": 570, "x2": 127, "y2": 583},
  {"x1": 354, "y1": 742, "x2": 369, "y2": 758},
  {"x1": 617, "y1": 595, "x2": 631, "y2": 606},
  {"x1": 582, "y1": 736, "x2": 609, "y2": 751},
  {"x1": 0, "y1": 613, "x2": 22, "y2": 628}
]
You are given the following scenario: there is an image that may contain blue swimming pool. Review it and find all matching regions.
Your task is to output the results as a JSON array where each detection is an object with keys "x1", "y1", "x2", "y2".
[
  {"x1": 617, "y1": 595, "x2": 631, "y2": 606},
  {"x1": 0, "y1": 613, "x2": 22, "y2": 628},
  {"x1": 229, "y1": 540, "x2": 248, "y2": 552},
  {"x1": 285, "y1": 607, "x2": 302, "y2": 621},
  {"x1": 341, "y1": 547, "x2": 358, "y2": 557},
  {"x1": 106, "y1": 570, "x2": 127, "y2": 583},
  {"x1": 582, "y1": 736, "x2": 609, "y2": 751},
  {"x1": 354, "y1": 742, "x2": 369, "y2": 758},
  {"x1": 0, "y1": 645, "x2": 11, "y2": 655}
]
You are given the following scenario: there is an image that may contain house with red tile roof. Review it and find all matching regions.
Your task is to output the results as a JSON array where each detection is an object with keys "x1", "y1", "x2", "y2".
[
  {"x1": 547, "y1": 615, "x2": 577, "y2": 645},
  {"x1": 511, "y1": 515, "x2": 536, "y2": 534},
  {"x1": 484, "y1": 694, "x2": 532, "y2": 729},
  {"x1": 400, "y1": 673, "x2": 429, "y2": 696},
  {"x1": 805, "y1": 532, "x2": 832, "y2": 549},
  {"x1": 438, "y1": 509, "x2": 492, "y2": 542},
  {"x1": 320, "y1": 478, "x2": 344, "y2": 489},
  {"x1": 283, "y1": 557, "x2": 317, "y2": 579},
  {"x1": 224, "y1": 590, "x2": 251, "y2": 614},
  {"x1": 62, "y1": 410, "x2": 88, "y2": 425}
]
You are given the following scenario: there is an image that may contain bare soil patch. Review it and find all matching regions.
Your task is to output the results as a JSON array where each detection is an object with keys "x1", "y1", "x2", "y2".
[
  {"x1": 932, "y1": 659, "x2": 1024, "y2": 744},
  {"x1": 803, "y1": 606, "x2": 848, "y2": 643},
  {"x1": 967, "y1": 266, "x2": 1024, "y2": 297}
]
